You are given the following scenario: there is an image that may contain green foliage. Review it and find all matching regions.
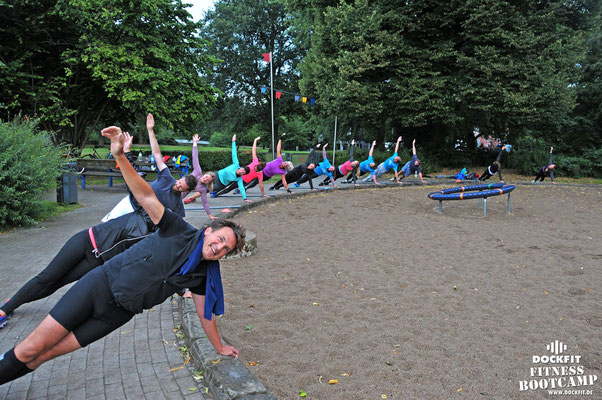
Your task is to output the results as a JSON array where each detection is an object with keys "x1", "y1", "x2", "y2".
[
  {"x1": 0, "y1": 119, "x2": 65, "y2": 229},
  {"x1": 0, "y1": 0, "x2": 218, "y2": 150},
  {"x1": 209, "y1": 132, "x2": 233, "y2": 148}
]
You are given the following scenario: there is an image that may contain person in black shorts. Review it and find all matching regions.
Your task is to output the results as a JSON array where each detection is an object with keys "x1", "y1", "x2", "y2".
[
  {"x1": 0, "y1": 126, "x2": 246, "y2": 384},
  {"x1": 0, "y1": 117, "x2": 196, "y2": 329},
  {"x1": 532, "y1": 146, "x2": 556, "y2": 183}
]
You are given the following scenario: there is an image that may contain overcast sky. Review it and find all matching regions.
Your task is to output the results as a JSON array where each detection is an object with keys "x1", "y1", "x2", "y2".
[{"x1": 185, "y1": 0, "x2": 215, "y2": 21}]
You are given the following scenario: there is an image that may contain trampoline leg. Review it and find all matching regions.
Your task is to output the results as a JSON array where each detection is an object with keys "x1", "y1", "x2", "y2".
[
  {"x1": 507, "y1": 192, "x2": 511, "y2": 213},
  {"x1": 439, "y1": 200, "x2": 442, "y2": 213},
  {"x1": 478, "y1": 198, "x2": 482, "y2": 208},
  {"x1": 483, "y1": 197, "x2": 487, "y2": 217}
]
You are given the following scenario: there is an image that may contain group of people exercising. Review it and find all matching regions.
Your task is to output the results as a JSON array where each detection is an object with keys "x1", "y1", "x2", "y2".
[{"x1": 0, "y1": 115, "x2": 558, "y2": 384}]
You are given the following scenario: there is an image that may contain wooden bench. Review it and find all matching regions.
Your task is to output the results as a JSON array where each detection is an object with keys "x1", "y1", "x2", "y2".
[
  {"x1": 76, "y1": 159, "x2": 125, "y2": 189},
  {"x1": 76, "y1": 158, "x2": 188, "y2": 189}
]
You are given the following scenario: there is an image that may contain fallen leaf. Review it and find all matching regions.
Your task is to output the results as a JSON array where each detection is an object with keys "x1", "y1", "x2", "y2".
[
  {"x1": 312, "y1": 302, "x2": 320, "y2": 306},
  {"x1": 211, "y1": 360, "x2": 221, "y2": 365},
  {"x1": 458, "y1": 386, "x2": 463, "y2": 392},
  {"x1": 299, "y1": 389, "x2": 307, "y2": 397},
  {"x1": 246, "y1": 325, "x2": 253, "y2": 330},
  {"x1": 188, "y1": 387, "x2": 197, "y2": 392},
  {"x1": 328, "y1": 379, "x2": 339, "y2": 384},
  {"x1": 341, "y1": 372, "x2": 351, "y2": 376},
  {"x1": 120, "y1": 330, "x2": 131, "y2": 335},
  {"x1": 168, "y1": 366, "x2": 184, "y2": 372},
  {"x1": 249, "y1": 361, "x2": 258, "y2": 366}
]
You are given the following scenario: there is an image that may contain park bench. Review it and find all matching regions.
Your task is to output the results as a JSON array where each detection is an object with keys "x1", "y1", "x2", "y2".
[
  {"x1": 76, "y1": 158, "x2": 126, "y2": 189},
  {"x1": 76, "y1": 158, "x2": 189, "y2": 189}
]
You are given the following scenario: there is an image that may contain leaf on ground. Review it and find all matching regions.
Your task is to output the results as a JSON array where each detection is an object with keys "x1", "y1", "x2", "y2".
[
  {"x1": 249, "y1": 361, "x2": 259, "y2": 366},
  {"x1": 211, "y1": 359, "x2": 221, "y2": 365},
  {"x1": 168, "y1": 366, "x2": 184, "y2": 372},
  {"x1": 246, "y1": 325, "x2": 253, "y2": 330},
  {"x1": 120, "y1": 330, "x2": 131, "y2": 335},
  {"x1": 299, "y1": 389, "x2": 307, "y2": 397},
  {"x1": 184, "y1": 354, "x2": 191, "y2": 364},
  {"x1": 341, "y1": 372, "x2": 351, "y2": 376},
  {"x1": 188, "y1": 387, "x2": 197, "y2": 392},
  {"x1": 312, "y1": 302, "x2": 320, "y2": 306},
  {"x1": 328, "y1": 379, "x2": 339, "y2": 384},
  {"x1": 458, "y1": 386, "x2": 463, "y2": 392}
]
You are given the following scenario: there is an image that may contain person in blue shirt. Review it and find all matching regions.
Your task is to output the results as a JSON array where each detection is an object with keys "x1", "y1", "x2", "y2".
[
  {"x1": 295, "y1": 143, "x2": 338, "y2": 188},
  {"x1": 346, "y1": 140, "x2": 378, "y2": 184},
  {"x1": 398, "y1": 139, "x2": 426, "y2": 183},
  {"x1": 212, "y1": 134, "x2": 252, "y2": 202},
  {"x1": 363, "y1": 136, "x2": 402, "y2": 183}
]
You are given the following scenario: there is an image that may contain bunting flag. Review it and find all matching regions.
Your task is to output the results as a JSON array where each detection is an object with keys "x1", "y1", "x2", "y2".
[
  {"x1": 259, "y1": 86, "x2": 316, "y2": 106},
  {"x1": 262, "y1": 53, "x2": 271, "y2": 62}
]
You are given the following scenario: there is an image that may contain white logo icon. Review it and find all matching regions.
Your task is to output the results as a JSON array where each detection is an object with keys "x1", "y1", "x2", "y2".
[{"x1": 546, "y1": 340, "x2": 567, "y2": 355}]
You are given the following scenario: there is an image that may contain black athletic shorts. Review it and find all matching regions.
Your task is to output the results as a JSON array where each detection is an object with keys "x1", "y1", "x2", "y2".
[{"x1": 49, "y1": 267, "x2": 135, "y2": 347}]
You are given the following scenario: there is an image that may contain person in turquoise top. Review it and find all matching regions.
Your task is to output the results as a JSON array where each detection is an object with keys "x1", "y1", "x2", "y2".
[
  {"x1": 362, "y1": 136, "x2": 402, "y2": 183},
  {"x1": 346, "y1": 140, "x2": 378, "y2": 184},
  {"x1": 212, "y1": 134, "x2": 252, "y2": 202}
]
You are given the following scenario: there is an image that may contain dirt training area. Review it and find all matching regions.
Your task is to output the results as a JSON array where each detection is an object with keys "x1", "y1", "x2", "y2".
[{"x1": 218, "y1": 184, "x2": 601, "y2": 399}]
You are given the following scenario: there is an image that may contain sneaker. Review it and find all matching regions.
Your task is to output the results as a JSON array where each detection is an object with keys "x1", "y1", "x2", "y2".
[
  {"x1": 293, "y1": 183, "x2": 300, "y2": 188},
  {"x1": 0, "y1": 301, "x2": 11, "y2": 329},
  {"x1": 233, "y1": 189, "x2": 240, "y2": 194},
  {"x1": 210, "y1": 191, "x2": 217, "y2": 198},
  {"x1": 269, "y1": 186, "x2": 275, "y2": 191},
  {"x1": 531, "y1": 180, "x2": 536, "y2": 184}
]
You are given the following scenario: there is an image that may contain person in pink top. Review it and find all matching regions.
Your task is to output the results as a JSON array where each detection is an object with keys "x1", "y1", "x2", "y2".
[
  {"x1": 182, "y1": 134, "x2": 217, "y2": 219},
  {"x1": 245, "y1": 135, "x2": 293, "y2": 194},
  {"x1": 319, "y1": 140, "x2": 359, "y2": 186}
]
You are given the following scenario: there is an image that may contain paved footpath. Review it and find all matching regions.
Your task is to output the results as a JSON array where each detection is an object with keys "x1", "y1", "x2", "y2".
[{"x1": 0, "y1": 176, "x2": 414, "y2": 399}]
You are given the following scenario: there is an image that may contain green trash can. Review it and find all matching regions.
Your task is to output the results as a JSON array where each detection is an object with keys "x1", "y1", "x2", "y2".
[{"x1": 57, "y1": 162, "x2": 78, "y2": 204}]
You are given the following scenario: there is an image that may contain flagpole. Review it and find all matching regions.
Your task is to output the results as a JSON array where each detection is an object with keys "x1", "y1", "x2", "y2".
[
  {"x1": 332, "y1": 115, "x2": 338, "y2": 165},
  {"x1": 270, "y1": 51, "x2": 275, "y2": 160}
]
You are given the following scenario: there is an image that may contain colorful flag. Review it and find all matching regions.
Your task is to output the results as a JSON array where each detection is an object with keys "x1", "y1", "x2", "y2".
[
  {"x1": 302, "y1": 97, "x2": 307, "y2": 103},
  {"x1": 262, "y1": 53, "x2": 271, "y2": 62},
  {"x1": 276, "y1": 91, "x2": 282, "y2": 99},
  {"x1": 310, "y1": 98, "x2": 315, "y2": 106},
  {"x1": 261, "y1": 86, "x2": 267, "y2": 94},
  {"x1": 295, "y1": 95, "x2": 299, "y2": 102}
]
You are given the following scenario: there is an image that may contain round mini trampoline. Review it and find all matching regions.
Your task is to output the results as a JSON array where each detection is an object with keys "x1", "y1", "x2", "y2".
[{"x1": 428, "y1": 183, "x2": 516, "y2": 216}]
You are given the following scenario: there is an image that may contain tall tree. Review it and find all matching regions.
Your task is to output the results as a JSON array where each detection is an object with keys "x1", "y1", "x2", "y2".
[
  {"x1": 198, "y1": 0, "x2": 307, "y2": 147},
  {"x1": 0, "y1": 0, "x2": 218, "y2": 149}
]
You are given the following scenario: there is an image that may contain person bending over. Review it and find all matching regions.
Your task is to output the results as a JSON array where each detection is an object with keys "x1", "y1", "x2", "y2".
[
  {"x1": 346, "y1": 141, "x2": 377, "y2": 184},
  {"x1": 398, "y1": 139, "x2": 426, "y2": 183},
  {"x1": 362, "y1": 136, "x2": 402, "y2": 183},
  {"x1": 320, "y1": 140, "x2": 359, "y2": 186},
  {"x1": 181, "y1": 134, "x2": 217, "y2": 219},
  {"x1": 532, "y1": 146, "x2": 556, "y2": 184},
  {"x1": 211, "y1": 134, "x2": 252, "y2": 202},
  {"x1": 0, "y1": 114, "x2": 197, "y2": 329},
  {"x1": 272, "y1": 143, "x2": 322, "y2": 191},
  {"x1": 0, "y1": 126, "x2": 245, "y2": 385},
  {"x1": 244, "y1": 136, "x2": 293, "y2": 193},
  {"x1": 296, "y1": 143, "x2": 337, "y2": 188},
  {"x1": 479, "y1": 145, "x2": 506, "y2": 182}
]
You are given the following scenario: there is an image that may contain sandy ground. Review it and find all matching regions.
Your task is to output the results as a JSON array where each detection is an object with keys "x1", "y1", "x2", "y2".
[{"x1": 216, "y1": 184, "x2": 601, "y2": 399}]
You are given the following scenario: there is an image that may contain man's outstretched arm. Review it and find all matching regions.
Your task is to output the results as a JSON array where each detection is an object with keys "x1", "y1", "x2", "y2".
[
  {"x1": 102, "y1": 126, "x2": 164, "y2": 225},
  {"x1": 192, "y1": 293, "x2": 239, "y2": 357},
  {"x1": 146, "y1": 113, "x2": 167, "y2": 172}
]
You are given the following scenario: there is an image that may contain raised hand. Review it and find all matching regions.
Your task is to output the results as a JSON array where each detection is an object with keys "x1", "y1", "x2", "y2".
[
  {"x1": 193, "y1": 134, "x2": 200, "y2": 143},
  {"x1": 146, "y1": 113, "x2": 154, "y2": 131},
  {"x1": 232, "y1": 134, "x2": 236, "y2": 142},
  {"x1": 101, "y1": 126, "x2": 124, "y2": 156},
  {"x1": 123, "y1": 131, "x2": 133, "y2": 152}
]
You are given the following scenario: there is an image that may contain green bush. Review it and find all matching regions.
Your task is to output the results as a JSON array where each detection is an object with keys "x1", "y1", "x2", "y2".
[
  {"x1": 0, "y1": 118, "x2": 65, "y2": 229},
  {"x1": 209, "y1": 131, "x2": 232, "y2": 148}
]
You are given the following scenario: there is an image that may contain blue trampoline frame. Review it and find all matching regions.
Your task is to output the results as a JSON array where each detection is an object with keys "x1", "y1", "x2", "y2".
[{"x1": 428, "y1": 183, "x2": 516, "y2": 216}]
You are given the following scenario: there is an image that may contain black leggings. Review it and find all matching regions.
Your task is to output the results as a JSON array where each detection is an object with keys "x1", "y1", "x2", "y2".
[
  {"x1": 49, "y1": 268, "x2": 134, "y2": 347},
  {"x1": 321, "y1": 169, "x2": 344, "y2": 185},
  {"x1": 1, "y1": 229, "x2": 104, "y2": 315},
  {"x1": 296, "y1": 171, "x2": 318, "y2": 186},
  {"x1": 244, "y1": 177, "x2": 260, "y2": 190},
  {"x1": 533, "y1": 171, "x2": 547, "y2": 182}
]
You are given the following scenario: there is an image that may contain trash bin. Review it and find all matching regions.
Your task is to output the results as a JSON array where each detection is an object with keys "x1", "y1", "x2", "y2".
[{"x1": 57, "y1": 162, "x2": 78, "y2": 204}]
